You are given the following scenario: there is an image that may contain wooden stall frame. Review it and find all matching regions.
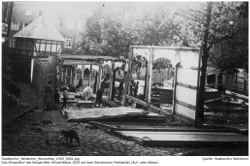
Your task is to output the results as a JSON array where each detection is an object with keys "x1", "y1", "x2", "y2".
[
  {"x1": 60, "y1": 55, "x2": 126, "y2": 99},
  {"x1": 123, "y1": 46, "x2": 201, "y2": 123}
]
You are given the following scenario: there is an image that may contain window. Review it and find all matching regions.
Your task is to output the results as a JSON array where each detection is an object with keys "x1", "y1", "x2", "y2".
[
  {"x1": 66, "y1": 17, "x2": 75, "y2": 29},
  {"x1": 23, "y1": 23, "x2": 29, "y2": 28},
  {"x1": 25, "y1": 8, "x2": 32, "y2": 16},
  {"x1": 65, "y1": 36, "x2": 73, "y2": 48},
  {"x1": 11, "y1": 22, "x2": 19, "y2": 30},
  {"x1": 9, "y1": 37, "x2": 16, "y2": 48}
]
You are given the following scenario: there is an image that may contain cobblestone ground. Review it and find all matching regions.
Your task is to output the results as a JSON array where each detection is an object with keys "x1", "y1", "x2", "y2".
[{"x1": 2, "y1": 110, "x2": 248, "y2": 156}]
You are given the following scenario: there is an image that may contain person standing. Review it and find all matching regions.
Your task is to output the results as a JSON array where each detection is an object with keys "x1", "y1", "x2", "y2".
[
  {"x1": 54, "y1": 89, "x2": 60, "y2": 111},
  {"x1": 44, "y1": 81, "x2": 53, "y2": 111},
  {"x1": 62, "y1": 88, "x2": 68, "y2": 109},
  {"x1": 130, "y1": 79, "x2": 135, "y2": 96},
  {"x1": 95, "y1": 88, "x2": 103, "y2": 107},
  {"x1": 134, "y1": 81, "x2": 139, "y2": 97},
  {"x1": 118, "y1": 81, "x2": 124, "y2": 99}
]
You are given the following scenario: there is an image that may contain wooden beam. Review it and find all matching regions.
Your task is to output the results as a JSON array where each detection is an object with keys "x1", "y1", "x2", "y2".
[
  {"x1": 195, "y1": 48, "x2": 202, "y2": 124},
  {"x1": 176, "y1": 82, "x2": 197, "y2": 90},
  {"x1": 63, "y1": 61, "x2": 100, "y2": 66},
  {"x1": 146, "y1": 48, "x2": 154, "y2": 103},
  {"x1": 81, "y1": 65, "x2": 85, "y2": 87},
  {"x1": 50, "y1": 40, "x2": 53, "y2": 53},
  {"x1": 89, "y1": 64, "x2": 92, "y2": 86},
  {"x1": 122, "y1": 48, "x2": 132, "y2": 106},
  {"x1": 45, "y1": 40, "x2": 47, "y2": 52},
  {"x1": 177, "y1": 64, "x2": 199, "y2": 70},
  {"x1": 70, "y1": 68, "x2": 73, "y2": 85},
  {"x1": 109, "y1": 60, "x2": 115, "y2": 101},
  {"x1": 38, "y1": 39, "x2": 41, "y2": 53},
  {"x1": 172, "y1": 65, "x2": 178, "y2": 115},
  {"x1": 130, "y1": 45, "x2": 200, "y2": 51},
  {"x1": 99, "y1": 66, "x2": 103, "y2": 89},
  {"x1": 175, "y1": 99, "x2": 196, "y2": 110},
  {"x1": 126, "y1": 95, "x2": 171, "y2": 115},
  {"x1": 126, "y1": 95, "x2": 149, "y2": 107}
]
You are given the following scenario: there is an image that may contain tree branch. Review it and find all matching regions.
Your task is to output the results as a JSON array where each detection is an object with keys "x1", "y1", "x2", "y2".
[{"x1": 208, "y1": 35, "x2": 233, "y2": 50}]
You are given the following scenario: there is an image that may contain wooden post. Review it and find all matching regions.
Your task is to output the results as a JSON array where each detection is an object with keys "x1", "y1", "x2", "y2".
[
  {"x1": 235, "y1": 74, "x2": 237, "y2": 92},
  {"x1": 65, "y1": 67, "x2": 67, "y2": 85},
  {"x1": 172, "y1": 66, "x2": 178, "y2": 115},
  {"x1": 59, "y1": 59, "x2": 62, "y2": 85},
  {"x1": 243, "y1": 79, "x2": 247, "y2": 95},
  {"x1": 144, "y1": 64, "x2": 148, "y2": 99},
  {"x1": 97, "y1": 65, "x2": 103, "y2": 90},
  {"x1": 30, "y1": 58, "x2": 34, "y2": 83},
  {"x1": 145, "y1": 48, "x2": 154, "y2": 103},
  {"x1": 122, "y1": 49, "x2": 132, "y2": 106},
  {"x1": 215, "y1": 73, "x2": 218, "y2": 89},
  {"x1": 81, "y1": 65, "x2": 85, "y2": 87},
  {"x1": 88, "y1": 65, "x2": 92, "y2": 86},
  {"x1": 195, "y1": 48, "x2": 202, "y2": 124},
  {"x1": 109, "y1": 60, "x2": 115, "y2": 101},
  {"x1": 70, "y1": 68, "x2": 73, "y2": 85}
]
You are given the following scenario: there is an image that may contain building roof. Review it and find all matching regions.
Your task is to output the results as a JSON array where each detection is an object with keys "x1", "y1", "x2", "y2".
[{"x1": 13, "y1": 15, "x2": 65, "y2": 42}]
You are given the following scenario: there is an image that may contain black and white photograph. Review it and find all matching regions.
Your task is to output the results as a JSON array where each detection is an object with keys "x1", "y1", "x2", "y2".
[{"x1": 1, "y1": 0, "x2": 249, "y2": 163}]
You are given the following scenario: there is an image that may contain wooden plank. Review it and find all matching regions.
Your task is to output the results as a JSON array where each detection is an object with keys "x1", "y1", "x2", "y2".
[
  {"x1": 172, "y1": 66, "x2": 178, "y2": 115},
  {"x1": 118, "y1": 131, "x2": 248, "y2": 145},
  {"x1": 175, "y1": 99, "x2": 196, "y2": 110},
  {"x1": 63, "y1": 61, "x2": 100, "y2": 66},
  {"x1": 126, "y1": 95, "x2": 148, "y2": 107},
  {"x1": 130, "y1": 45, "x2": 200, "y2": 51},
  {"x1": 146, "y1": 48, "x2": 154, "y2": 103},
  {"x1": 177, "y1": 64, "x2": 199, "y2": 70},
  {"x1": 63, "y1": 107, "x2": 148, "y2": 122},
  {"x1": 195, "y1": 48, "x2": 202, "y2": 123},
  {"x1": 225, "y1": 90, "x2": 248, "y2": 100},
  {"x1": 126, "y1": 95, "x2": 170, "y2": 115},
  {"x1": 205, "y1": 96, "x2": 233, "y2": 103},
  {"x1": 176, "y1": 82, "x2": 197, "y2": 90}
]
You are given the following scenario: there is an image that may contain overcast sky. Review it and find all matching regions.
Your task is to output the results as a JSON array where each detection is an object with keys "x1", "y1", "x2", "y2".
[{"x1": 33, "y1": 1, "x2": 195, "y2": 18}]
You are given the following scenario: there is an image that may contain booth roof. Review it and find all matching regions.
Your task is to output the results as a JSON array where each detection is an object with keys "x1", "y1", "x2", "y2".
[
  {"x1": 61, "y1": 54, "x2": 127, "y2": 61},
  {"x1": 13, "y1": 15, "x2": 65, "y2": 42}
]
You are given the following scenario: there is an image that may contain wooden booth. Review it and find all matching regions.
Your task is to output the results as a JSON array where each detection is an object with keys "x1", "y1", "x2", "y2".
[
  {"x1": 122, "y1": 46, "x2": 201, "y2": 122},
  {"x1": 60, "y1": 55, "x2": 127, "y2": 106}
]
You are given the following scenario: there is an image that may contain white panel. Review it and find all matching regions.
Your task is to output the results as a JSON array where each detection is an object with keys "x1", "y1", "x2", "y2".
[
  {"x1": 175, "y1": 85, "x2": 197, "y2": 106},
  {"x1": 51, "y1": 45, "x2": 57, "y2": 52},
  {"x1": 176, "y1": 68, "x2": 198, "y2": 86},
  {"x1": 175, "y1": 104, "x2": 195, "y2": 120},
  {"x1": 179, "y1": 50, "x2": 199, "y2": 68},
  {"x1": 35, "y1": 43, "x2": 40, "y2": 50},
  {"x1": 40, "y1": 43, "x2": 46, "y2": 51},
  {"x1": 47, "y1": 44, "x2": 51, "y2": 52}
]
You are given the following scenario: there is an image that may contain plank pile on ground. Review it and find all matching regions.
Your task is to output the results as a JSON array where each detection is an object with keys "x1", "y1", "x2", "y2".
[{"x1": 62, "y1": 107, "x2": 149, "y2": 122}]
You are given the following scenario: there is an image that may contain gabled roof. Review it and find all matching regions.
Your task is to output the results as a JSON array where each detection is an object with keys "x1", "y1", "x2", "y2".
[{"x1": 13, "y1": 15, "x2": 65, "y2": 42}]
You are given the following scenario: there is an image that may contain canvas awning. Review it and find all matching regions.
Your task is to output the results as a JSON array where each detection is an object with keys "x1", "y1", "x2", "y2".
[{"x1": 13, "y1": 15, "x2": 65, "y2": 42}]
